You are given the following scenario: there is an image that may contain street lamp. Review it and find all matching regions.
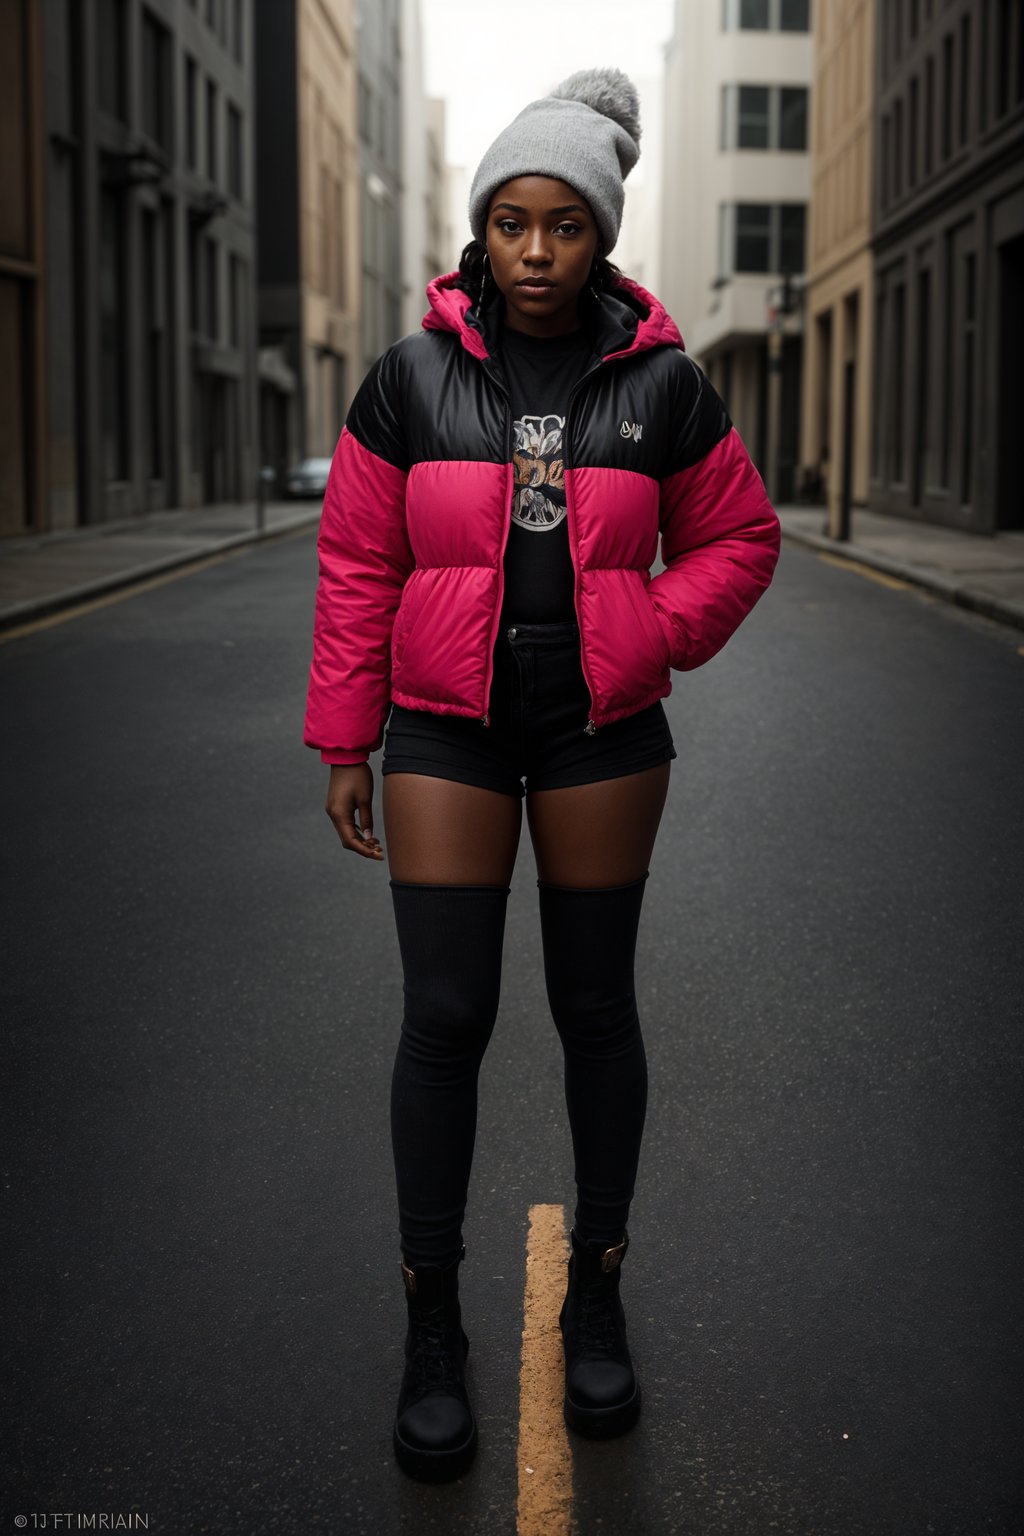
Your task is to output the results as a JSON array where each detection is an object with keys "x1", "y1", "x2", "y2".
[{"x1": 764, "y1": 272, "x2": 803, "y2": 506}]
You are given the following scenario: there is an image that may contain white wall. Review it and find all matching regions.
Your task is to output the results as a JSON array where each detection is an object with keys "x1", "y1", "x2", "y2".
[{"x1": 660, "y1": 0, "x2": 813, "y2": 351}]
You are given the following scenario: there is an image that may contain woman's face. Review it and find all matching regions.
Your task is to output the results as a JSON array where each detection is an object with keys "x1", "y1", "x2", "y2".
[{"x1": 485, "y1": 176, "x2": 600, "y2": 337}]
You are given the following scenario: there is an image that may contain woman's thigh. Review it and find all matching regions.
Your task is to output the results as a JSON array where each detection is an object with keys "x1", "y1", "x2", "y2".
[
  {"x1": 526, "y1": 762, "x2": 671, "y2": 888},
  {"x1": 383, "y1": 772, "x2": 523, "y2": 886}
]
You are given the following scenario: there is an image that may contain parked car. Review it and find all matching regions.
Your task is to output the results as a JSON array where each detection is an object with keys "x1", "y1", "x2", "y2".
[{"x1": 284, "y1": 458, "x2": 332, "y2": 499}]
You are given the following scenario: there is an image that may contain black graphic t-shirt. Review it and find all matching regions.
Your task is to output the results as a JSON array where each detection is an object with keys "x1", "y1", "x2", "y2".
[{"x1": 498, "y1": 324, "x2": 595, "y2": 624}]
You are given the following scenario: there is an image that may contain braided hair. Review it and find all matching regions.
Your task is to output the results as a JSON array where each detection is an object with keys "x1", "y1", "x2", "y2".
[{"x1": 452, "y1": 239, "x2": 624, "y2": 310}]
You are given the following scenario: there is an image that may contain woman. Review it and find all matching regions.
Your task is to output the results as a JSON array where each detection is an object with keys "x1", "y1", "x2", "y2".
[{"x1": 305, "y1": 68, "x2": 780, "y2": 1483}]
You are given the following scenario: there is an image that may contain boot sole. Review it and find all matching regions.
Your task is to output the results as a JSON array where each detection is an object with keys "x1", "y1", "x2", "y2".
[
  {"x1": 564, "y1": 1380, "x2": 642, "y2": 1439},
  {"x1": 393, "y1": 1420, "x2": 478, "y2": 1483}
]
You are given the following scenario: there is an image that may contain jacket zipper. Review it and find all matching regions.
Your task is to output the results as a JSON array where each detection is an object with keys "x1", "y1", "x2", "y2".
[
  {"x1": 480, "y1": 373, "x2": 515, "y2": 726},
  {"x1": 480, "y1": 339, "x2": 625, "y2": 733},
  {"x1": 564, "y1": 359, "x2": 608, "y2": 735}
]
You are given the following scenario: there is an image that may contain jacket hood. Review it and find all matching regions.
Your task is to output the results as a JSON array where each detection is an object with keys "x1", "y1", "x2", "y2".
[{"x1": 422, "y1": 271, "x2": 684, "y2": 363}]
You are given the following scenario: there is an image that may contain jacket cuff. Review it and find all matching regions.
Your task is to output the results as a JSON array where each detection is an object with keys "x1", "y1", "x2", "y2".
[{"x1": 321, "y1": 749, "x2": 370, "y2": 766}]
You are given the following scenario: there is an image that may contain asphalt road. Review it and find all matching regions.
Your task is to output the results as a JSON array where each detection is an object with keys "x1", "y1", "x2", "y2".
[{"x1": 3, "y1": 531, "x2": 1022, "y2": 1536}]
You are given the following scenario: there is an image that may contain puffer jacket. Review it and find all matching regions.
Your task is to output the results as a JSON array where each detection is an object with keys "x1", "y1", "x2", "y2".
[{"x1": 305, "y1": 273, "x2": 780, "y2": 764}]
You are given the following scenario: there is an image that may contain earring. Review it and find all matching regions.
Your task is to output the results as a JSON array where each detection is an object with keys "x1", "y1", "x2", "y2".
[{"x1": 479, "y1": 251, "x2": 491, "y2": 311}]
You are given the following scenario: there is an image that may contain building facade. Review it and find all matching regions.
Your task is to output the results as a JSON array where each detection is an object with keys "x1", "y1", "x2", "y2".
[
  {"x1": 660, "y1": 0, "x2": 813, "y2": 501},
  {"x1": 423, "y1": 98, "x2": 449, "y2": 297},
  {"x1": 357, "y1": 0, "x2": 402, "y2": 371},
  {"x1": 255, "y1": 0, "x2": 359, "y2": 472},
  {"x1": 0, "y1": 0, "x2": 46, "y2": 536},
  {"x1": 36, "y1": 0, "x2": 259, "y2": 533},
  {"x1": 871, "y1": 0, "x2": 1024, "y2": 532},
  {"x1": 802, "y1": 0, "x2": 876, "y2": 532}
]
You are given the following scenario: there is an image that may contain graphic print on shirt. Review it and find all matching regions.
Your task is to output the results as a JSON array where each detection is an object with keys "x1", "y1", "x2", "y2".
[{"x1": 512, "y1": 414, "x2": 567, "y2": 533}]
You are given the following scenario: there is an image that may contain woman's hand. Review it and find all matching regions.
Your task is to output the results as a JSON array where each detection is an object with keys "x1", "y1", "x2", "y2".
[{"x1": 325, "y1": 763, "x2": 384, "y2": 860}]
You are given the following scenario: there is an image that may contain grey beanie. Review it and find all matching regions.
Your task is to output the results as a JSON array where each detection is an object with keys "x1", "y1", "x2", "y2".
[{"x1": 468, "y1": 68, "x2": 641, "y2": 256}]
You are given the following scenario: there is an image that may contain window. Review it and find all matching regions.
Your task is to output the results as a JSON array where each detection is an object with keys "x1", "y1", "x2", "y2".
[
  {"x1": 893, "y1": 96, "x2": 903, "y2": 200},
  {"x1": 229, "y1": 254, "x2": 244, "y2": 348},
  {"x1": 738, "y1": 86, "x2": 770, "y2": 147},
  {"x1": 358, "y1": 74, "x2": 373, "y2": 145},
  {"x1": 321, "y1": 164, "x2": 331, "y2": 296},
  {"x1": 142, "y1": 206, "x2": 165, "y2": 478},
  {"x1": 779, "y1": 205, "x2": 805, "y2": 272},
  {"x1": 100, "y1": 189, "x2": 128, "y2": 480},
  {"x1": 207, "y1": 79, "x2": 218, "y2": 184},
  {"x1": 334, "y1": 178, "x2": 345, "y2": 306},
  {"x1": 958, "y1": 14, "x2": 970, "y2": 145},
  {"x1": 141, "y1": 9, "x2": 171, "y2": 150},
  {"x1": 736, "y1": 203, "x2": 771, "y2": 270},
  {"x1": 721, "y1": 85, "x2": 808, "y2": 151},
  {"x1": 206, "y1": 237, "x2": 218, "y2": 341},
  {"x1": 779, "y1": 0, "x2": 809, "y2": 29},
  {"x1": 97, "y1": 0, "x2": 127, "y2": 121},
  {"x1": 779, "y1": 88, "x2": 807, "y2": 150},
  {"x1": 227, "y1": 104, "x2": 243, "y2": 199},
  {"x1": 723, "y1": 202, "x2": 806, "y2": 274},
  {"x1": 722, "y1": 0, "x2": 808, "y2": 30},
  {"x1": 872, "y1": 283, "x2": 887, "y2": 479},
  {"x1": 891, "y1": 282, "x2": 905, "y2": 482},
  {"x1": 185, "y1": 56, "x2": 198, "y2": 170},
  {"x1": 961, "y1": 252, "x2": 975, "y2": 504},
  {"x1": 188, "y1": 228, "x2": 201, "y2": 336}
]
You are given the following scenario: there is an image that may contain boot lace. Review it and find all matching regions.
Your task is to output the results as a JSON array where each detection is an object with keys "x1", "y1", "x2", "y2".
[
  {"x1": 576, "y1": 1278, "x2": 619, "y2": 1354},
  {"x1": 408, "y1": 1313, "x2": 462, "y2": 1392}
]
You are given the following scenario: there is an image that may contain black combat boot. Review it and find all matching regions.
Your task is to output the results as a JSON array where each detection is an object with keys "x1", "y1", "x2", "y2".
[
  {"x1": 559, "y1": 1228, "x2": 641, "y2": 1438},
  {"x1": 393, "y1": 1246, "x2": 477, "y2": 1482}
]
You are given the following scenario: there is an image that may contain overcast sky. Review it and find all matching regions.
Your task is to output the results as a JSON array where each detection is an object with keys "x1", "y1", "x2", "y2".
[{"x1": 420, "y1": 0, "x2": 676, "y2": 171}]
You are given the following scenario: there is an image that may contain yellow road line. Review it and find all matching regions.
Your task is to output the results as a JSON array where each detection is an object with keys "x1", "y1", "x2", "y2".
[
  {"x1": 0, "y1": 523, "x2": 314, "y2": 644},
  {"x1": 517, "y1": 1204, "x2": 573, "y2": 1536},
  {"x1": 817, "y1": 551, "x2": 910, "y2": 590}
]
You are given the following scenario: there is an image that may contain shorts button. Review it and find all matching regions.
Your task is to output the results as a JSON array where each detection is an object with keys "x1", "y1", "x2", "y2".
[{"x1": 507, "y1": 627, "x2": 517, "y2": 640}]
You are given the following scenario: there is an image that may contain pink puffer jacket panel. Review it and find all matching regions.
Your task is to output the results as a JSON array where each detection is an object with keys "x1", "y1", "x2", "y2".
[{"x1": 305, "y1": 275, "x2": 780, "y2": 764}]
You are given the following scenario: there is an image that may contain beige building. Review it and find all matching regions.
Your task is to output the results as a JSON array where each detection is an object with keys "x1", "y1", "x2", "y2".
[
  {"x1": 802, "y1": 0, "x2": 875, "y2": 534},
  {"x1": 256, "y1": 0, "x2": 360, "y2": 471}
]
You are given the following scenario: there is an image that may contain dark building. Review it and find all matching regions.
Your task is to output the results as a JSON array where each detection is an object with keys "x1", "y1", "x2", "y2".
[
  {"x1": 253, "y1": 0, "x2": 359, "y2": 475},
  {"x1": 0, "y1": 1, "x2": 46, "y2": 536},
  {"x1": 872, "y1": 0, "x2": 1024, "y2": 532},
  {"x1": 31, "y1": 0, "x2": 258, "y2": 534},
  {"x1": 357, "y1": 0, "x2": 402, "y2": 369}
]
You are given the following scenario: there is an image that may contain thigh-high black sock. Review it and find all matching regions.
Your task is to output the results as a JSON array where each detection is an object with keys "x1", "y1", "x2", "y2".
[
  {"x1": 389, "y1": 881, "x2": 510, "y2": 1268},
  {"x1": 537, "y1": 875, "x2": 649, "y2": 1245}
]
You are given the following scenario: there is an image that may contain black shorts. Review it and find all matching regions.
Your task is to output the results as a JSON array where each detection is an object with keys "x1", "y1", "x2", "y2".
[{"x1": 381, "y1": 620, "x2": 676, "y2": 799}]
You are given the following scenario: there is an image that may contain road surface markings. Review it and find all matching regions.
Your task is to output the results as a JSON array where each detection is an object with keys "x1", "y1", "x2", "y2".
[
  {"x1": 817, "y1": 552, "x2": 910, "y2": 590},
  {"x1": 517, "y1": 1203, "x2": 573, "y2": 1536},
  {"x1": 0, "y1": 524, "x2": 314, "y2": 644}
]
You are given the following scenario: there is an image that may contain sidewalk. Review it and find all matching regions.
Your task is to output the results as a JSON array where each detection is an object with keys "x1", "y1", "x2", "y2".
[
  {"x1": 778, "y1": 504, "x2": 1024, "y2": 632},
  {"x1": 0, "y1": 499, "x2": 322, "y2": 631},
  {"x1": 2, "y1": 495, "x2": 1023, "y2": 635}
]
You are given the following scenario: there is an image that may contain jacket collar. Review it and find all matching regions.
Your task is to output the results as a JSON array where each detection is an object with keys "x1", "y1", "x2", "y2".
[{"x1": 422, "y1": 271, "x2": 684, "y2": 365}]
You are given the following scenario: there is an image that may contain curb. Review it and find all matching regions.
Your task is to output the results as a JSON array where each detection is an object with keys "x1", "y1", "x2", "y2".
[
  {"x1": 0, "y1": 512, "x2": 320, "y2": 633},
  {"x1": 780, "y1": 524, "x2": 1024, "y2": 634}
]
